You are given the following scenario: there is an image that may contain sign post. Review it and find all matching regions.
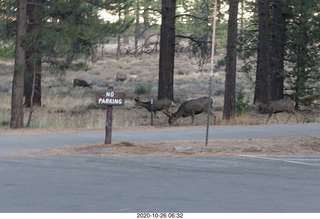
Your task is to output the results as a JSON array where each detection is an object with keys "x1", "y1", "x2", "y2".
[
  {"x1": 105, "y1": 102, "x2": 112, "y2": 144},
  {"x1": 96, "y1": 86, "x2": 125, "y2": 144}
]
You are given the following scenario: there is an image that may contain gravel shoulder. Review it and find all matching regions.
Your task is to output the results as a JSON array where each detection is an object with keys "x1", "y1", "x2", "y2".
[{"x1": 9, "y1": 134, "x2": 320, "y2": 157}]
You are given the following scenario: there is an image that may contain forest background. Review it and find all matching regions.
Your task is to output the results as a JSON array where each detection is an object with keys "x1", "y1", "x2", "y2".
[{"x1": 0, "y1": 0, "x2": 320, "y2": 130}]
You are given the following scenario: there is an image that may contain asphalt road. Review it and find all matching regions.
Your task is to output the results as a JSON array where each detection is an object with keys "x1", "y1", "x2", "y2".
[
  {"x1": 1, "y1": 123, "x2": 320, "y2": 156},
  {"x1": 1, "y1": 123, "x2": 320, "y2": 213}
]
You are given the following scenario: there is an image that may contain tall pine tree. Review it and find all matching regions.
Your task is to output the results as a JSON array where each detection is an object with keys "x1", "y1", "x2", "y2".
[
  {"x1": 223, "y1": 0, "x2": 239, "y2": 121},
  {"x1": 10, "y1": 0, "x2": 27, "y2": 129},
  {"x1": 254, "y1": 0, "x2": 271, "y2": 106},
  {"x1": 284, "y1": 0, "x2": 320, "y2": 108},
  {"x1": 158, "y1": 0, "x2": 176, "y2": 101}
]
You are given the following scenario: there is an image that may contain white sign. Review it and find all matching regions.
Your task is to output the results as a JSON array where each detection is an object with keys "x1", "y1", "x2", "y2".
[
  {"x1": 96, "y1": 90, "x2": 125, "y2": 106},
  {"x1": 98, "y1": 98, "x2": 122, "y2": 105}
]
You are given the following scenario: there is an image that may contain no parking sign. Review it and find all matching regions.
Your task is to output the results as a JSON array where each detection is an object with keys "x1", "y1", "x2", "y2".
[{"x1": 96, "y1": 86, "x2": 125, "y2": 144}]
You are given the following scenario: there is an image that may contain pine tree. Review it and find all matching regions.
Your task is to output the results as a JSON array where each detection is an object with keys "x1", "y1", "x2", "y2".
[
  {"x1": 158, "y1": 0, "x2": 176, "y2": 101},
  {"x1": 254, "y1": 0, "x2": 271, "y2": 106},
  {"x1": 4, "y1": 0, "x2": 128, "y2": 128},
  {"x1": 223, "y1": 0, "x2": 239, "y2": 121},
  {"x1": 10, "y1": 0, "x2": 27, "y2": 129},
  {"x1": 270, "y1": 0, "x2": 286, "y2": 101},
  {"x1": 178, "y1": 0, "x2": 217, "y2": 69},
  {"x1": 284, "y1": 0, "x2": 320, "y2": 108},
  {"x1": 24, "y1": 0, "x2": 42, "y2": 107}
]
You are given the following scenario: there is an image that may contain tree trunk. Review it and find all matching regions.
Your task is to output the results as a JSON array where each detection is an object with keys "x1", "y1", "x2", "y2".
[
  {"x1": 270, "y1": 0, "x2": 285, "y2": 100},
  {"x1": 158, "y1": 0, "x2": 176, "y2": 101},
  {"x1": 223, "y1": 0, "x2": 239, "y2": 121},
  {"x1": 123, "y1": 5, "x2": 130, "y2": 45},
  {"x1": 91, "y1": 46, "x2": 98, "y2": 63},
  {"x1": 116, "y1": 7, "x2": 121, "y2": 60},
  {"x1": 24, "y1": 49, "x2": 41, "y2": 107},
  {"x1": 254, "y1": 0, "x2": 271, "y2": 107},
  {"x1": 143, "y1": 3, "x2": 151, "y2": 48},
  {"x1": 24, "y1": 0, "x2": 41, "y2": 107},
  {"x1": 10, "y1": 0, "x2": 27, "y2": 129},
  {"x1": 134, "y1": 0, "x2": 140, "y2": 57}
]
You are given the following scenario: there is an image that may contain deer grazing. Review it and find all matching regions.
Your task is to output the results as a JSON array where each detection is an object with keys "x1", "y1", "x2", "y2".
[
  {"x1": 72, "y1": 79, "x2": 92, "y2": 88},
  {"x1": 256, "y1": 98, "x2": 298, "y2": 124},
  {"x1": 164, "y1": 96, "x2": 217, "y2": 126},
  {"x1": 134, "y1": 97, "x2": 173, "y2": 117}
]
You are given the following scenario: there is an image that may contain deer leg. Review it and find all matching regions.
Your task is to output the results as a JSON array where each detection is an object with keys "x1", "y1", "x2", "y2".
[
  {"x1": 166, "y1": 107, "x2": 173, "y2": 114},
  {"x1": 209, "y1": 105, "x2": 217, "y2": 125},
  {"x1": 274, "y1": 114, "x2": 280, "y2": 124},
  {"x1": 191, "y1": 112, "x2": 195, "y2": 125},
  {"x1": 210, "y1": 111, "x2": 217, "y2": 125},
  {"x1": 285, "y1": 114, "x2": 292, "y2": 124},
  {"x1": 294, "y1": 112, "x2": 299, "y2": 123},
  {"x1": 266, "y1": 113, "x2": 273, "y2": 124},
  {"x1": 288, "y1": 111, "x2": 298, "y2": 123}
]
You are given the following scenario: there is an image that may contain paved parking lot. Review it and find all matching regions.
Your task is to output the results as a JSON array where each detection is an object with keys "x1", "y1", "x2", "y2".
[
  {"x1": 1, "y1": 124, "x2": 320, "y2": 212},
  {"x1": 1, "y1": 154, "x2": 320, "y2": 213}
]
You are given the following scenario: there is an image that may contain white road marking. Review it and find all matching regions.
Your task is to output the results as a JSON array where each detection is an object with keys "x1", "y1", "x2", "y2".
[{"x1": 239, "y1": 155, "x2": 320, "y2": 167}]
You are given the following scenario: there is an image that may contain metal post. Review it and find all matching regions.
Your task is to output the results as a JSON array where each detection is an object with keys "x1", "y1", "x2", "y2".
[
  {"x1": 150, "y1": 98, "x2": 154, "y2": 126},
  {"x1": 206, "y1": 77, "x2": 213, "y2": 146},
  {"x1": 206, "y1": 0, "x2": 218, "y2": 146}
]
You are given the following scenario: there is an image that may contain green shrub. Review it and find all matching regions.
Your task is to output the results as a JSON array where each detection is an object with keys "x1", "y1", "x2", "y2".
[
  {"x1": 235, "y1": 88, "x2": 252, "y2": 115},
  {"x1": 0, "y1": 46, "x2": 14, "y2": 58},
  {"x1": 71, "y1": 62, "x2": 88, "y2": 71},
  {"x1": 140, "y1": 59, "x2": 149, "y2": 66},
  {"x1": 135, "y1": 81, "x2": 153, "y2": 95}
]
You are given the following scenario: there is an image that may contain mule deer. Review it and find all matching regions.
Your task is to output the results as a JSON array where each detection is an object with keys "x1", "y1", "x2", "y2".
[
  {"x1": 72, "y1": 79, "x2": 92, "y2": 88},
  {"x1": 256, "y1": 98, "x2": 298, "y2": 124},
  {"x1": 164, "y1": 96, "x2": 217, "y2": 125},
  {"x1": 135, "y1": 97, "x2": 173, "y2": 117}
]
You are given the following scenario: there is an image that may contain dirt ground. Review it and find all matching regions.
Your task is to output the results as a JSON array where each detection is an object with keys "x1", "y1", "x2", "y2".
[{"x1": 6, "y1": 127, "x2": 320, "y2": 157}]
